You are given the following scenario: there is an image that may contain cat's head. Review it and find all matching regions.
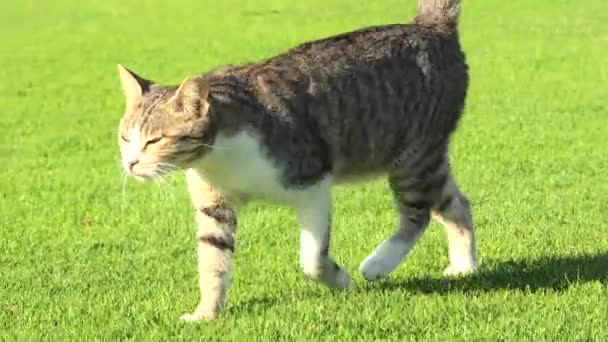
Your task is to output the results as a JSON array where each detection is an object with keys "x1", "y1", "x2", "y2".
[{"x1": 116, "y1": 65, "x2": 215, "y2": 181}]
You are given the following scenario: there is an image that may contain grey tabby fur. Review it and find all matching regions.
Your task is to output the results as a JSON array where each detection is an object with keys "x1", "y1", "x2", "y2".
[{"x1": 116, "y1": 0, "x2": 478, "y2": 321}]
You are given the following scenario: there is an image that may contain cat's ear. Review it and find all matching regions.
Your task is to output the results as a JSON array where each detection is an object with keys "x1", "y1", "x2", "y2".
[
  {"x1": 170, "y1": 76, "x2": 210, "y2": 115},
  {"x1": 117, "y1": 64, "x2": 152, "y2": 108}
]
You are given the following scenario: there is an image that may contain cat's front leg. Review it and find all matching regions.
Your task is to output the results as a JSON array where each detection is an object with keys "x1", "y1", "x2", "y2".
[
  {"x1": 181, "y1": 170, "x2": 239, "y2": 322},
  {"x1": 295, "y1": 178, "x2": 352, "y2": 290}
]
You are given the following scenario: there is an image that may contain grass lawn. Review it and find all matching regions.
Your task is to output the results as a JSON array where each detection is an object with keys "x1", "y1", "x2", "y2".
[{"x1": 1, "y1": 0, "x2": 607, "y2": 339}]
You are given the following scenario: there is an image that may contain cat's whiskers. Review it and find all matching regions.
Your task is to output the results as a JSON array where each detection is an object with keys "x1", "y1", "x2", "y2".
[
  {"x1": 121, "y1": 173, "x2": 129, "y2": 206},
  {"x1": 146, "y1": 169, "x2": 167, "y2": 199},
  {"x1": 159, "y1": 163, "x2": 183, "y2": 179},
  {"x1": 151, "y1": 165, "x2": 180, "y2": 201},
  {"x1": 157, "y1": 162, "x2": 182, "y2": 173},
  {"x1": 199, "y1": 142, "x2": 231, "y2": 150},
  {"x1": 154, "y1": 176, "x2": 167, "y2": 197}
]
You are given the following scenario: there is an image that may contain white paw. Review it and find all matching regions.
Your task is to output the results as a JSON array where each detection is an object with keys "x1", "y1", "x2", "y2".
[
  {"x1": 359, "y1": 256, "x2": 394, "y2": 281},
  {"x1": 359, "y1": 240, "x2": 410, "y2": 281},
  {"x1": 179, "y1": 311, "x2": 216, "y2": 322},
  {"x1": 443, "y1": 263, "x2": 479, "y2": 277}
]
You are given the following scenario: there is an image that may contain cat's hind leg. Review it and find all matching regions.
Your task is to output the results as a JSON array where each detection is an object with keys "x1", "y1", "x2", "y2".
[
  {"x1": 360, "y1": 145, "x2": 448, "y2": 280},
  {"x1": 432, "y1": 171, "x2": 479, "y2": 276}
]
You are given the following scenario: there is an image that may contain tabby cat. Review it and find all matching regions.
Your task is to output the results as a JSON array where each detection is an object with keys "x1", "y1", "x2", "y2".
[{"x1": 116, "y1": 0, "x2": 478, "y2": 321}]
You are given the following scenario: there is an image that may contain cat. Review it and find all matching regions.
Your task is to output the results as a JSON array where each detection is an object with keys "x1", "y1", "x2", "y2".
[{"x1": 116, "y1": 0, "x2": 478, "y2": 321}]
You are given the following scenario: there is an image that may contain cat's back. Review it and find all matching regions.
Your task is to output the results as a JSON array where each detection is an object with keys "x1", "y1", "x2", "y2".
[
  {"x1": 253, "y1": 23, "x2": 467, "y2": 176},
  {"x1": 249, "y1": 22, "x2": 468, "y2": 124},
  {"x1": 209, "y1": 22, "x2": 467, "y2": 117},
  {"x1": 205, "y1": 20, "x2": 469, "y2": 182},
  {"x1": 266, "y1": 22, "x2": 466, "y2": 84}
]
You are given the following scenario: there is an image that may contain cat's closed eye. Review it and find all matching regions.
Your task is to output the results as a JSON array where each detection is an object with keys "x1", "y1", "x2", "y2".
[
  {"x1": 144, "y1": 136, "x2": 163, "y2": 149},
  {"x1": 178, "y1": 136, "x2": 201, "y2": 142},
  {"x1": 120, "y1": 133, "x2": 130, "y2": 143}
]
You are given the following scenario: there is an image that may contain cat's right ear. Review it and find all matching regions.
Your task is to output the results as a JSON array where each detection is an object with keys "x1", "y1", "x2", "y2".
[
  {"x1": 117, "y1": 64, "x2": 152, "y2": 108},
  {"x1": 169, "y1": 76, "x2": 210, "y2": 116}
]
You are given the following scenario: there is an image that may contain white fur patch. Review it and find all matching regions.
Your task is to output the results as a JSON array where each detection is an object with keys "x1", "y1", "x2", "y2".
[
  {"x1": 444, "y1": 253, "x2": 479, "y2": 276},
  {"x1": 192, "y1": 131, "x2": 322, "y2": 205},
  {"x1": 300, "y1": 229, "x2": 324, "y2": 276},
  {"x1": 293, "y1": 178, "x2": 352, "y2": 289},
  {"x1": 190, "y1": 132, "x2": 352, "y2": 288},
  {"x1": 294, "y1": 178, "x2": 332, "y2": 276},
  {"x1": 449, "y1": 253, "x2": 477, "y2": 271},
  {"x1": 359, "y1": 239, "x2": 414, "y2": 280},
  {"x1": 122, "y1": 126, "x2": 141, "y2": 173}
]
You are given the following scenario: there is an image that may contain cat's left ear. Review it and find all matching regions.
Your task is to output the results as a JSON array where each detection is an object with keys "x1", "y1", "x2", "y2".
[
  {"x1": 117, "y1": 64, "x2": 152, "y2": 108},
  {"x1": 170, "y1": 76, "x2": 210, "y2": 115}
]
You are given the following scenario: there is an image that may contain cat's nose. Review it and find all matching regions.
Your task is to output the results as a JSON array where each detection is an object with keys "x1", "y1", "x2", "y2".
[{"x1": 126, "y1": 159, "x2": 139, "y2": 171}]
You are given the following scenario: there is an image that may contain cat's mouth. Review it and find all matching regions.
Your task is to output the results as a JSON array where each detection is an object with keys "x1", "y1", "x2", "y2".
[{"x1": 125, "y1": 162, "x2": 176, "y2": 182}]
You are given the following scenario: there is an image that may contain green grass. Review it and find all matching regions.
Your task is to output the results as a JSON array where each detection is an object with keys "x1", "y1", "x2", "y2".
[{"x1": 1, "y1": 0, "x2": 607, "y2": 340}]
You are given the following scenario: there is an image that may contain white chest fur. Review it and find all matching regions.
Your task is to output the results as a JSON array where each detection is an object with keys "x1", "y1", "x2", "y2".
[{"x1": 191, "y1": 131, "x2": 295, "y2": 204}]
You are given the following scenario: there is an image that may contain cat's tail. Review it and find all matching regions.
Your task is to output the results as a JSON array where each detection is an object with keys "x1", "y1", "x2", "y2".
[{"x1": 414, "y1": 0, "x2": 461, "y2": 29}]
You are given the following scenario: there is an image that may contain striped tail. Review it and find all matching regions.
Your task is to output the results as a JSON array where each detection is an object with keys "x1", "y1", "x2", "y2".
[{"x1": 414, "y1": 0, "x2": 461, "y2": 29}]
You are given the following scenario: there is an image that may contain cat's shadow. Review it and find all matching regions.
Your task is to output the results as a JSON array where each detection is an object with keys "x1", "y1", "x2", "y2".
[
  {"x1": 370, "y1": 252, "x2": 608, "y2": 294},
  {"x1": 229, "y1": 253, "x2": 608, "y2": 315}
]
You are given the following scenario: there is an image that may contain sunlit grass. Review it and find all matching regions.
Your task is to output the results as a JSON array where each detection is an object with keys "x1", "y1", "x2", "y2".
[{"x1": 1, "y1": 0, "x2": 607, "y2": 339}]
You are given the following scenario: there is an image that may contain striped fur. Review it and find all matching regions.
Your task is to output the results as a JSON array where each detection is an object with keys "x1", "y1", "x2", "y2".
[{"x1": 116, "y1": 0, "x2": 478, "y2": 321}]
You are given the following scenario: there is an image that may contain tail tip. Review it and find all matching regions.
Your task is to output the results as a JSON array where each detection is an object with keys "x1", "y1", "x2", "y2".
[{"x1": 415, "y1": 0, "x2": 461, "y2": 28}]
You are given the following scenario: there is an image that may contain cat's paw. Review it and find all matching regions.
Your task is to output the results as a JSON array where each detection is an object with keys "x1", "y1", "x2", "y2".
[
  {"x1": 179, "y1": 311, "x2": 217, "y2": 322},
  {"x1": 359, "y1": 257, "x2": 391, "y2": 281},
  {"x1": 320, "y1": 266, "x2": 354, "y2": 290},
  {"x1": 334, "y1": 267, "x2": 355, "y2": 290},
  {"x1": 359, "y1": 240, "x2": 409, "y2": 281},
  {"x1": 443, "y1": 262, "x2": 479, "y2": 277},
  {"x1": 359, "y1": 251, "x2": 405, "y2": 281}
]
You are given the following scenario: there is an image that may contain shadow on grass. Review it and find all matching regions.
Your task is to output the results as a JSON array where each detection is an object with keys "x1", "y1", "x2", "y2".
[
  {"x1": 373, "y1": 252, "x2": 608, "y2": 294},
  {"x1": 227, "y1": 296, "x2": 278, "y2": 315},
  {"x1": 225, "y1": 254, "x2": 607, "y2": 315},
  {"x1": 227, "y1": 288, "x2": 321, "y2": 316}
]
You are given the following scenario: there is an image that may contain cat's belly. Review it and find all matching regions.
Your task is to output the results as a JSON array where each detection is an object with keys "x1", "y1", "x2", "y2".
[{"x1": 191, "y1": 131, "x2": 389, "y2": 203}]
